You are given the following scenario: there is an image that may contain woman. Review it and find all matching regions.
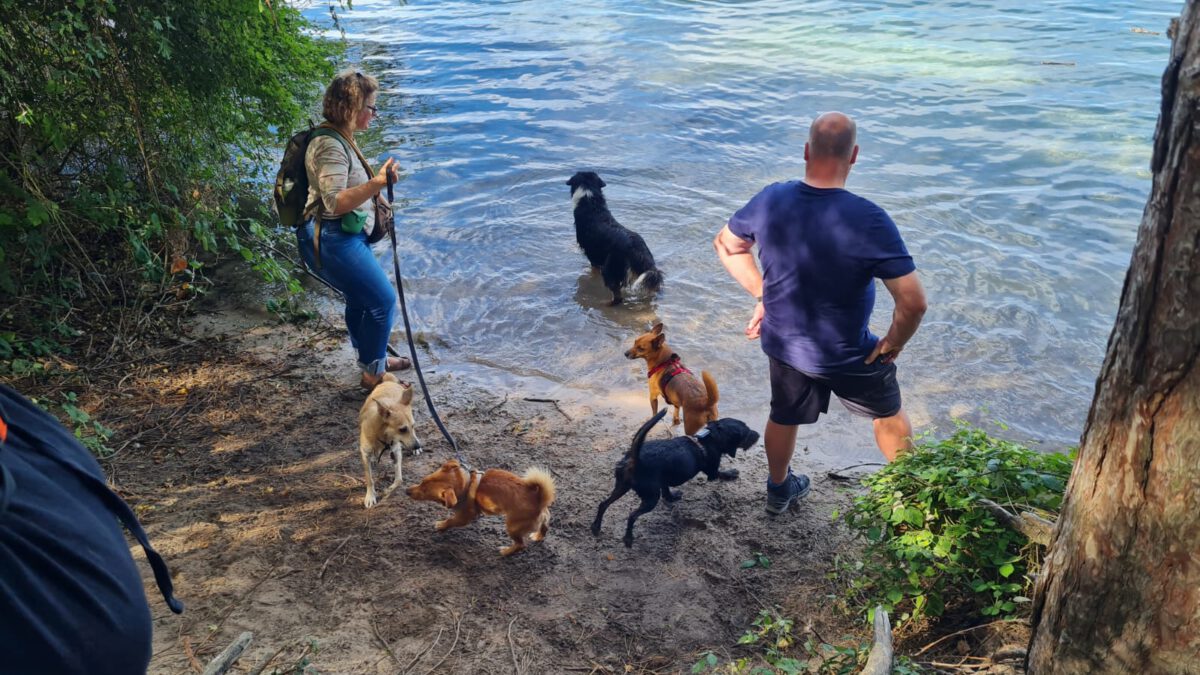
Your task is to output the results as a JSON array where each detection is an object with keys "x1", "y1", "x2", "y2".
[{"x1": 296, "y1": 69, "x2": 409, "y2": 389}]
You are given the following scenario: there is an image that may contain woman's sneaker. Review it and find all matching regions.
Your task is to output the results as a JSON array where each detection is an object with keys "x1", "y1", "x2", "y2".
[{"x1": 765, "y1": 471, "x2": 811, "y2": 515}]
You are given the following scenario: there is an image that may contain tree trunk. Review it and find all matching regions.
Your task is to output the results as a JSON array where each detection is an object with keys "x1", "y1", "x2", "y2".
[{"x1": 1027, "y1": 3, "x2": 1200, "y2": 672}]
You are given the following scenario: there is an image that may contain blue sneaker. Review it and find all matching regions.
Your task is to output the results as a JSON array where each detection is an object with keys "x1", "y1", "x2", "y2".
[{"x1": 765, "y1": 471, "x2": 811, "y2": 515}]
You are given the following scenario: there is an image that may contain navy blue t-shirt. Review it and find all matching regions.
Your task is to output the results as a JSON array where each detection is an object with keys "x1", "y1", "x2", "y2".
[{"x1": 728, "y1": 181, "x2": 915, "y2": 374}]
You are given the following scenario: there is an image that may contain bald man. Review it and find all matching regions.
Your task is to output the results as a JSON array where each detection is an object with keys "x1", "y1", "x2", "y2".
[{"x1": 714, "y1": 112, "x2": 927, "y2": 515}]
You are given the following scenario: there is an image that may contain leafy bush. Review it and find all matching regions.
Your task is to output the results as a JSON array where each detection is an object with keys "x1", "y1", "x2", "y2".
[
  {"x1": 0, "y1": 0, "x2": 338, "y2": 356},
  {"x1": 692, "y1": 608, "x2": 927, "y2": 674},
  {"x1": 841, "y1": 423, "x2": 1073, "y2": 624}
]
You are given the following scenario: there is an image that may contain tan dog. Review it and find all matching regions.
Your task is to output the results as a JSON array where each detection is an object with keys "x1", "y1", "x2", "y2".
[
  {"x1": 358, "y1": 373, "x2": 422, "y2": 508},
  {"x1": 624, "y1": 323, "x2": 719, "y2": 435},
  {"x1": 406, "y1": 459, "x2": 555, "y2": 556}
]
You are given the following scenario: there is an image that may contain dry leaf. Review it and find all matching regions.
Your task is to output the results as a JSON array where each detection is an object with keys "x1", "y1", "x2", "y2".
[{"x1": 170, "y1": 256, "x2": 187, "y2": 275}]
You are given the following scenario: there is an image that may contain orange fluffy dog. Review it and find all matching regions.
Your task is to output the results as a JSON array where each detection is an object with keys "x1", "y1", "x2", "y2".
[
  {"x1": 406, "y1": 459, "x2": 555, "y2": 556},
  {"x1": 625, "y1": 323, "x2": 719, "y2": 435}
]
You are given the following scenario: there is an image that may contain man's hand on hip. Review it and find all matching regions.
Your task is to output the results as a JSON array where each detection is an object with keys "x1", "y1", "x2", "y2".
[
  {"x1": 745, "y1": 300, "x2": 764, "y2": 340},
  {"x1": 866, "y1": 335, "x2": 903, "y2": 364}
]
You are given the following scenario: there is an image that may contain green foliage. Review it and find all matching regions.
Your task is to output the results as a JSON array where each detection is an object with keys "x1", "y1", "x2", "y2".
[
  {"x1": 0, "y1": 0, "x2": 338, "y2": 356},
  {"x1": 271, "y1": 638, "x2": 321, "y2": 675},
  {"x1": 741, "y1": 552, "x2": 772, "y2": 570},
  {"x1": 691, "y1": 609, "x2": 926, "y2": 674},
  {"x1": 26, "y1": 392, "x2": 115, "y2": 458},
  {"x1": 841, "y1": 423, "x2": 1073, "y2": 624},
  {"x1": 60, "y1": 391, "x2": 115, "y2": 457}
]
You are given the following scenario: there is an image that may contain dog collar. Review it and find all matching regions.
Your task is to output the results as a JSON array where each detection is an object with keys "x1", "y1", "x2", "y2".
[
  {"x1": 648, "y1": 356, "x2": 692, "y2": 391},
  {"x1": 465, "y1": 468, "x2": 484, "y2": 504},
  {"x1": 684, "y1": 426, "x2": 712, "y2": 450},
  {"x1": 647, "y1": 354, "x2": 681, "y2": 378}
]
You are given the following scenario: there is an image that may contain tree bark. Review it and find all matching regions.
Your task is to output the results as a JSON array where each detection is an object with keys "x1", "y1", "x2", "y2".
[{"x1": 1027, "y1": 3, "x2": 1200, "y2": 673}]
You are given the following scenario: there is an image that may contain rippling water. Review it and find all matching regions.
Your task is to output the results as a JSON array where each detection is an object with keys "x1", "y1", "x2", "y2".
[{"x1": 304, "y1": 0, "x2": 1178, "y2": 455}]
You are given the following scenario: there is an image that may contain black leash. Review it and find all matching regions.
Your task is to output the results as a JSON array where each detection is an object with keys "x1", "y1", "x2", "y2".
[
  {"x1": 383, "y1": 175, "x2": 466, "y2": 464},
  {"x1": 297, "y1": 178, "x2": 467, "y2": 466}
]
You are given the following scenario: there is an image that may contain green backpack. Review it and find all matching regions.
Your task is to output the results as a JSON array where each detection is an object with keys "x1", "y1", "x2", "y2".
[{"x1": 272, "y1": 126, "x2": 351, "y2": 228}]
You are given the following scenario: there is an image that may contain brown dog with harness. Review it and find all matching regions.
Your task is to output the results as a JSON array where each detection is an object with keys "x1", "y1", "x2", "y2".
[{"x1": 624, "y1": 323, "x2": 719, "y2": 435}]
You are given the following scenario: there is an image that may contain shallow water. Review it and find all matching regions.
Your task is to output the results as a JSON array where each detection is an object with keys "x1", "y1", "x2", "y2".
[{"x1": 305, "y1": 0, "x2": 1178, "y2": 456}]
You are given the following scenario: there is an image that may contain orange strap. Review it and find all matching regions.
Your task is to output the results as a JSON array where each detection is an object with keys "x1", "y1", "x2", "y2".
[{"x1": 313, "y1": 220, "x2": 323, "y2": 270}]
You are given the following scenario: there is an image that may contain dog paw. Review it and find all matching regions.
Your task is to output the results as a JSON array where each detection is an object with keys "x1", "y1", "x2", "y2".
[
  {"x1": 622, "y1": 535, "x2": 634, "y2": 548},
  {"x1": 530, "y1": 531, "x2": 545, "y2": 542},
  {"x1": 435, "y1": 519, "x2": 450, "y2": 531},
  {"x1": 590, "y1": 524, "x2": 602, "y2": 537},
  {"x1": 716, "y1": 468, "x2": 740, "y2": 481},
  {"x1": 363, "y1": 492, "x2": 378, "y2": 509},
  {"x1": 500, "y1": 545, "x2": 524, "y2": 556}
]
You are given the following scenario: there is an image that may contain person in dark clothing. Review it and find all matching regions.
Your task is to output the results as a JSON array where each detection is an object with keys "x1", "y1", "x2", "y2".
[
  {"x1": 714, "y1": 112, "x2": 928, "y2": 515},
  {"x1": 0, "y1": 385, "x2": 182, "y2": 674}
]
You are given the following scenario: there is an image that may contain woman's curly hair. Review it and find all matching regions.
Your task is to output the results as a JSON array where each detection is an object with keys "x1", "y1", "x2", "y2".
[{"x1": 322, "y1": 69, "x2": 379, "y2": 126}]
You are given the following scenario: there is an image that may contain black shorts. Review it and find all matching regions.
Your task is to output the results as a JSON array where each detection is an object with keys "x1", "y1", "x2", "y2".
[{"x1": 768, "y1": 356, "x2": 902, "y2": 425}]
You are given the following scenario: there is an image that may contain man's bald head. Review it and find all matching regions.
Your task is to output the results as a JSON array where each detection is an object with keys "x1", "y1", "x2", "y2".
[{"x1": 807, "y1": 112, "x2": 857, "y2": 161}]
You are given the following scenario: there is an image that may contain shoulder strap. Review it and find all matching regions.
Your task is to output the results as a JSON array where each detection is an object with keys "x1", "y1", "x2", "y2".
[
  {"x1": 311, "y1": 125, "x2": 380, "y2": 211},
  {"x1": 311, "y1": 125, "x2": 375, "y2": 178},
  {"x1": 309, "y1": 126, "x2": 352, "y2": 160}
]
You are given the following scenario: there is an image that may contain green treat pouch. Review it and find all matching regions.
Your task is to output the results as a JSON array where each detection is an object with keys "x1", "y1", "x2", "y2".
[{"x1": 340, "y1": 208, "x2": 367, "y2": 234}]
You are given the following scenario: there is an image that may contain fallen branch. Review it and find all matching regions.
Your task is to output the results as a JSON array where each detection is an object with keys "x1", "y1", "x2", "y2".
[
  {"x1": 247, "y1": 646, "x2": 285, "y2": 675},
  {"x1": 401, "y1": 626, "x2": 443, "y2": 674},
  {"x1": 507, "y1": 616, "x2": 520, "y2": 675},
  {"x1": 860, "y1": 606, "x2": 893, "y2": 675},
  {"x1": 371, "y1": 615, "x2": 403, "y2": 670},
  {"x1": 183, "y1": 636, "x2": 203, "y2": 673},
  {"x1": 914, "y1": 619, "x2": 1024, "y2": 657},
  {"x1": 421, "y1": 611, "x2": 463, "y2": 675},
  {"x1": 523, "y1": 397, "x2": 572, "y2": 421},
  {"x1": 827, "y1": 462, "x2": 885, "y2": 480},
  {"x1": 202, "y1": 632, "x2": 253, "y2": 675},
  {"x1": 978, "y1": 498, "x2": 1054, "y2": 546},
  {"x1": 318, "y1": 535, "x2": 353, "y2": 581}
]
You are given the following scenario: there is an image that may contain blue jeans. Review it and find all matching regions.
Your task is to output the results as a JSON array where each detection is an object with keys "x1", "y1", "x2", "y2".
[{"x1": 296, "y1": 219, "x2": 396, "y2": 376}]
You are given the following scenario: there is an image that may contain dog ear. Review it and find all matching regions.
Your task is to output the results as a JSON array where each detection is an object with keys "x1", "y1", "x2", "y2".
[
  {"x1": 651, "y1": 334, "x2": 665, "y2": 350},
  {"x1": 652, "y1": 323, "x2": 663, "y2": 335},
  {"x1": 399, "y1": 384, "x2": 413, "y2": 405},
  {"x1": 439, "y1": 488, "x2": 458, "y2": 509},
  {"x1": 374, "y1": 400, "x2": 391, "y2": 418},
  {"x1": 598, "y1": 176, "x2": 606, "y2": 188}
]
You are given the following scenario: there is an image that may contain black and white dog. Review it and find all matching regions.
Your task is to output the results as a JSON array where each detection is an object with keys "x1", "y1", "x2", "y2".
[
  {"x1": 567, "y1": 171, "x2": 663, "y2": 305},
  {"x1": 591, "y1": 409, "x2": 758, "y2": 548}
]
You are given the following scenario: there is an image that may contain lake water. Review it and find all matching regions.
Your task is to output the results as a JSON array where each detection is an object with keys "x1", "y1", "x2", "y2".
[{"x1": 304, "y1": 0, "x2": 1178, "y2": 460}]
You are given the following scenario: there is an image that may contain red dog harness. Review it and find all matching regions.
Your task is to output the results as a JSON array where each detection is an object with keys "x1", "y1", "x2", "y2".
[{"x1": 647, "y1": 354, "x2": 692, "y2": 389}]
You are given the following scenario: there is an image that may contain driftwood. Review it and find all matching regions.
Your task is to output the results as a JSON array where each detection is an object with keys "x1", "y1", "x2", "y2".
[
  {"x1": 202, "y1": 632, "x2": 253, "y2": 675},
  {"x1": 860, "y1": 606, "x2": 893, "y2": 675},
  {"x1": 978, "y1": 498, "x2": 1055, "y2": 546}
]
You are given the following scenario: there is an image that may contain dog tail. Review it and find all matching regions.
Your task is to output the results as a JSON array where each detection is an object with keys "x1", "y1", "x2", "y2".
[
  {"x1": 701, "y1": 370, "x2": 719, "y2": 408},
  {"x1": 628, "y1": 409, "x2": 668, "y2": 474},
  {"x1": 523, "y1": 468, "x2": 557, "y2": 511},
  {"x1": 631, "y1": 268, "x2": 663, "y2": 294}
]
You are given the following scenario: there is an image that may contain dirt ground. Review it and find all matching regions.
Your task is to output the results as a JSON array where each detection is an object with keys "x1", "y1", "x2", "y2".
[{"x1": 15, "y1": 276, "x2": 1023, "y2": 674}]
